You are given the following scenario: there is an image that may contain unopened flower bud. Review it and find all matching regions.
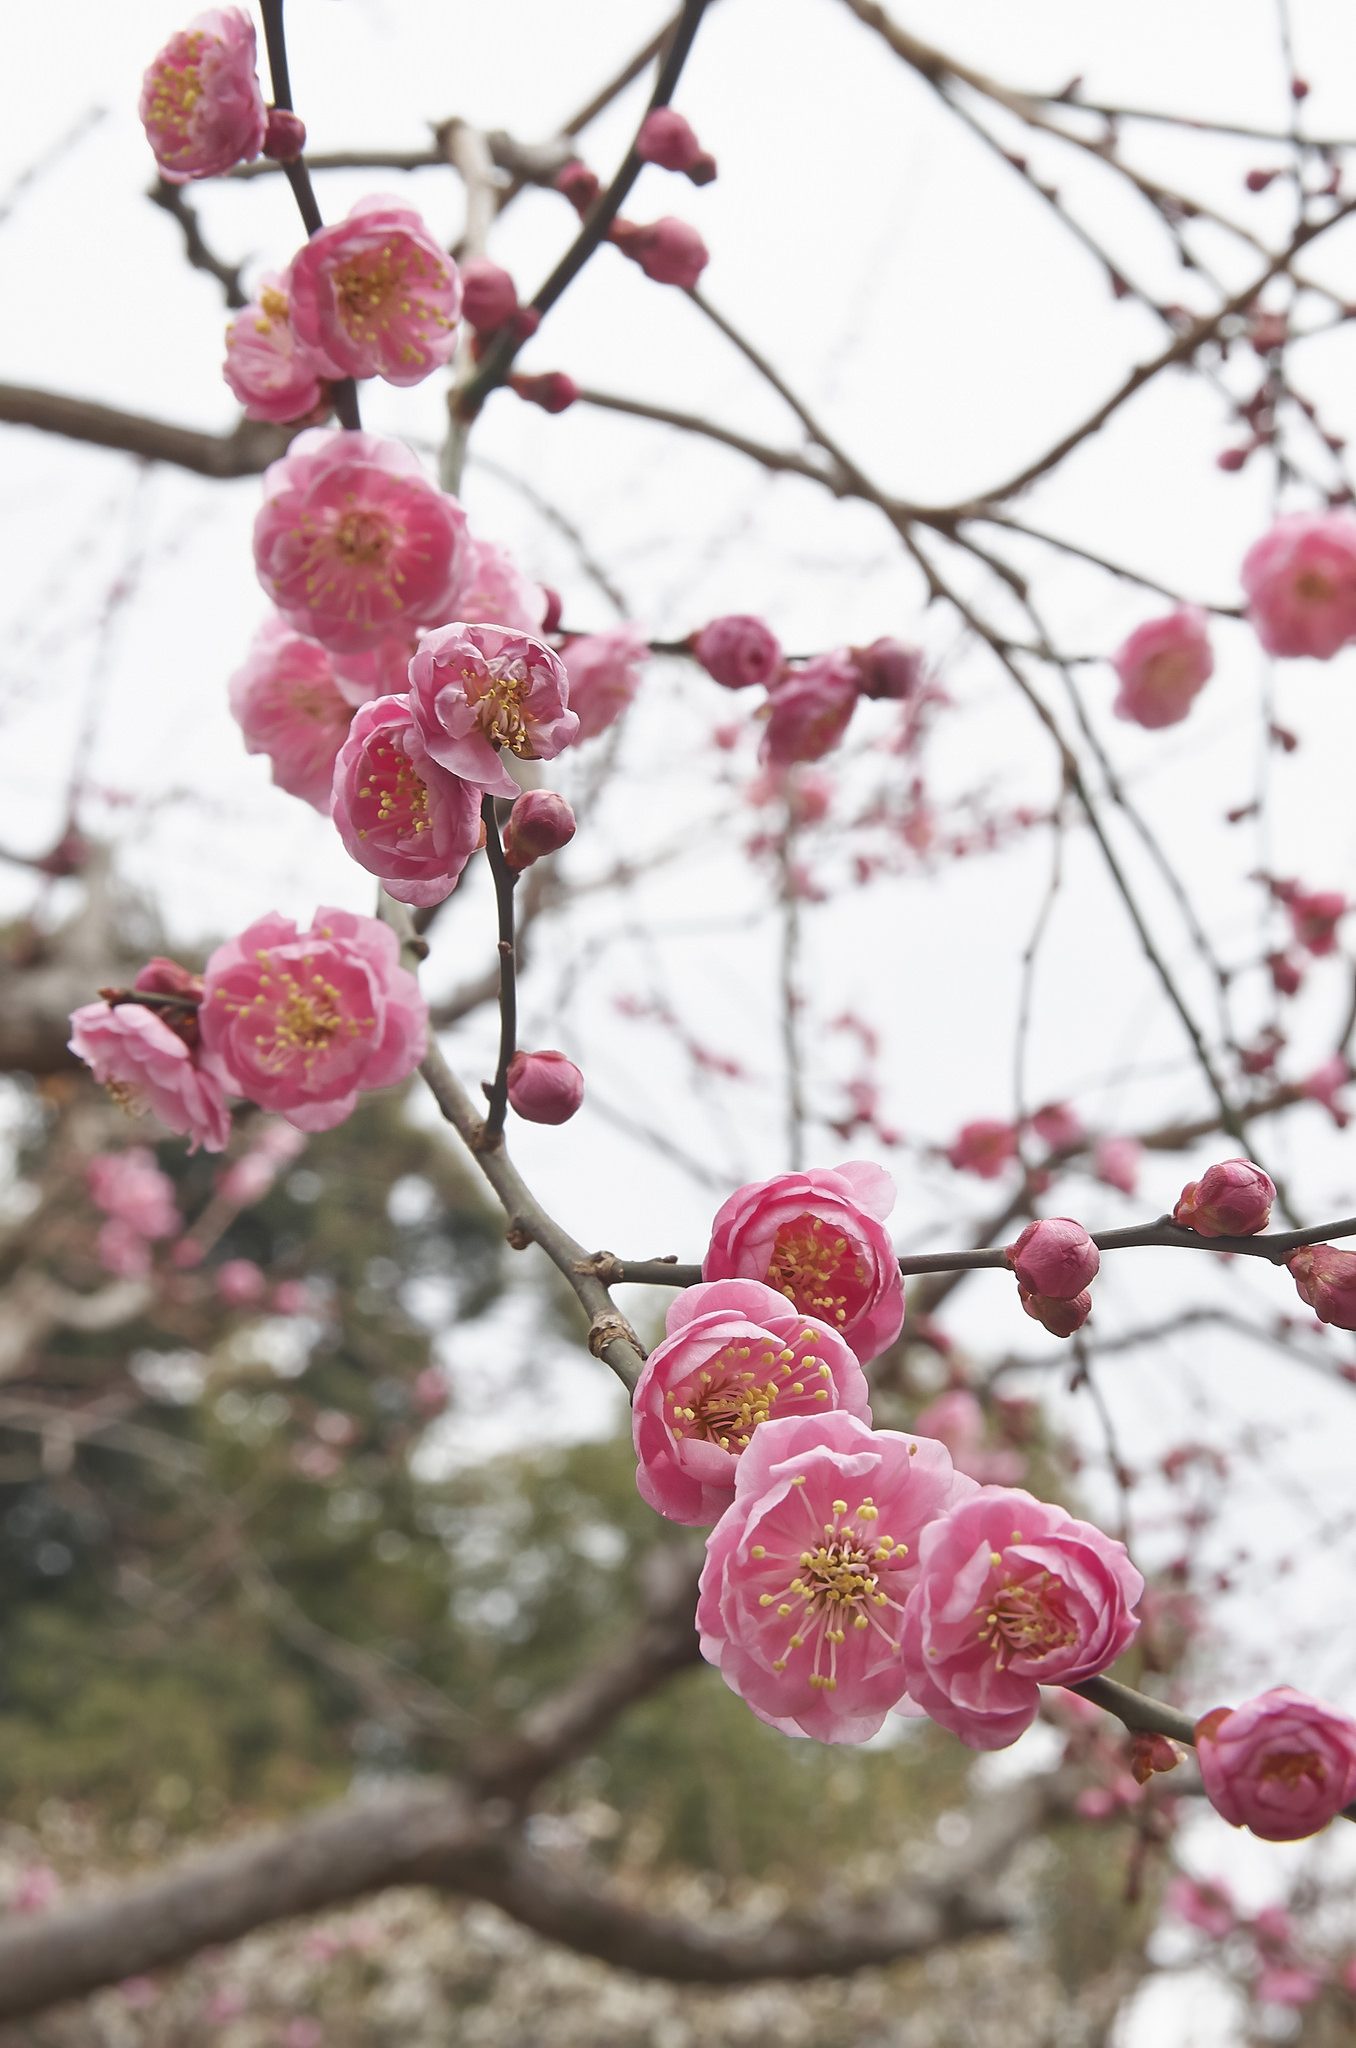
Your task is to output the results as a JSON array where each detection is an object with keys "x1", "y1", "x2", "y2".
[
  {"x1": 610, "y1": 215, "x2": 709, "y2": 288},
  {"x1": 216, "y1": 1257, "x2": 266, "y2": 1306},
  {"x1": 507, "y1": 1048, "x2": 584, "y2": 1125},
  {"x1": 1268, "y1": 950, "x2": 1303, "y2": 996},
  {"x1": 1174, "y1": 1158, "x2": 1275, "y2": 1237},
  {"x1": 1287, "y1": 886, "x2": 1346, "y2": 956},
  {"x1": 691, "y1": 614, "x2": 783, "y2": 690},
  {"x1": 1019, "y1": 1287, "x2": 1092, "y2": 1338},
  {"x1": 635, "y1": 107, "x2": 716, "y2": 183},
  {"x1": 460, "y1": 256, "x2": 519, "y2": 333},
  {"x1": 555, "y1": 159, "x2": 600, "y2": 214},
  {"x1": 1129, "y1": 1732, "x2": 1184, "y2": 1784},
  {"x1": 850, "y1": 637, "x2": 925, "y2": 701},
  {"x1": 134, "y1": 957, "x2": 204, "y2": 1001},
  {"x1": 263, "y1": 107, "x2": 307, "y2": 162},
  {"x1": 1288, "y1": 1245, "x2": 1356, "y2": 1330},
  {"x1": 1007, "y1": 1217, "x2": 1100, "y2": 1299},
  {"x1": 503, "y1": 790, "x2": 576, "y2": 869},
  {"x1": 509, "y1": 371, "x2": 579, "y2": 414}
]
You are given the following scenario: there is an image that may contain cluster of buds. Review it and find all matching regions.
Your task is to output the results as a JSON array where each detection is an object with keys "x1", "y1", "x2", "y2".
[{"x1": 1006, "y1": 1217, "x2": 1099, "y2": 1338}]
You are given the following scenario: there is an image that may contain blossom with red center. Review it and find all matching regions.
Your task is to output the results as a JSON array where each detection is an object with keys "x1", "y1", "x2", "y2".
[
  {"x1": 444, "y1": 536, "x2": 548, "y2": 633},
  {"x1": 200, "y1": 907, "x2": 427, "y2": 1131},
  {"x1": 86, "y1": 1149, "x2": 181, "y2": 1242},
  {"x1": 632, "y1": 1279, "x2": 873, "y2": 1526},
  {"x1": 1174, "y1": 1158, "x2": 1275, "y2": 1237},
  {"x1": 330, "y1": 695, "x2": 483, "y2": 906},
  {"x1": 253, "y1": 430, "x2": 468, "y2": 656},
  {"x1": 223, "y1": 272, "x2": 328, "y2": 425},
  {"x1": 697, "y1": 1410, "x2": 974, "y2": 1742},
  {"x1": 946, "y1": 1118, "x2": 1018, "y2": 1179},
  {"x1": 761, "y1": 654, "x2": 860, "y2": 766},
  {"x1": 1195, "y1": 1686, "x2": 1356, "y2": 1840},
  {"x1": 139, "y1": 7, "x2": 266, "y2": 184},
  {"x1": 408, "y1": 623, "x2": 579, "y2": 797},
  {"x1": 1110, "y1": 609, "x2": 1214, "y2": 728},
  {"x1": 228, "y1": 615, "x2": 355, "y2": 813},
  {"x1": 560, "y1": 626, "x2": 650, "y2": 741},
  {"x1": 1287, "y1": 1244, "x2": 1356, "y2": 1330},
  {"x1": 702, "y1": 1161, "x2": 905, "y2": 1364},
  {"x1": 1241, "y1": 512, "x2": 1356, "y2": 658},
  {"x1": 898, "y1": 1488, "x2": 1143, "y2": 1749},
  {"x1": 69, "y1": 1001, "x2": 232, "y2": 1154},
  {"x1": 288, "y1": 197, "x2": 463, "y2": 388}
]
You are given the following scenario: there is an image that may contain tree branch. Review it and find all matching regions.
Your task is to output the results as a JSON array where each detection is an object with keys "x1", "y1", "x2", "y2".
[{"x1": 0, "y1": 383, "x2": 291, "y2": 475}]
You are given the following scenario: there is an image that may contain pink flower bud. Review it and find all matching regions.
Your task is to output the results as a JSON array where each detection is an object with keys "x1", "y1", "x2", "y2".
[
  {"x1": 850, "y1": 637, "x2": 925, "y2": 701},
  {"x1": 610, "y1": 216, "x2": 709, "y2": 288},
  {"x1": 1029, "y1": 1101, "x2": 1083, "y2": 1151},
  {"x1": 503, "y1": 790, "x2": 577, "y2": 869},
  {"x1": 1302, "y1": 1053, "x2": 1350, "y2": 1126},
  {"x1": 507, "y1": 1049, "x2": 584, "y2": 1124},
  {"x1": 460, "y1": 257, "x2": 520, "y2": 334},
  {"x1": 271, "y1": 1279, "x2": 313, "y2": 1316},
  {"x1": 263, "y1": 106, "x2": 306, "y2": 162},
  {"x1": 1287, "y1": 886, "x2": 1346, "y2": 955},
  {"x1": 1174, "y1": 1158, "x2": 1275, "y2": 1236},
  {"x1": 1195, "y1": 1686, "x2": 1356, "y2": 1840},
  {"x1": 1006, "y1": 1217, "x2": 1100, "y2": 1299},
  {"x1": 508, "y1": 370, "x2": 579, "y2": 413},
  {"x1": 635, "y1": 108, "x2": 711, "y2": 178},
  {"x1": 691, "y1": 614, "x2": 783, "y2": 690},
  {"x1": 1019, "y1": 1288, "x2": 1092, "y2": 1338},
  {"x1": 1288, "y1": 1244, "x2": 1356, "y2": 1329},
  {"x1": 554, "y1": 159, "x2": 600, "y2": 213},
  {"x1": 761, "y1": 652, "x2": 860, "y2": 766},
  {"x1": 1246, "y1": 167, "x2": 1281, "y2": 192},
  {"x1": 1128, "y1": 1731, "x2": 1183, "y2": 1783}
]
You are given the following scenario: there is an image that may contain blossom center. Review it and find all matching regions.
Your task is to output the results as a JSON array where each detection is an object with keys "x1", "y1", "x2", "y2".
[
  {"x1": 464, "y1": 661, "x2": 533, "y2": 756},
  {"x1": 667, "y1": 1333, "x2": 835, "y2": 1451},
  {"x1": 761, "y1": 1493, "x2": 906, "y2": 1690},
  {"x1": 331, "y1": 510, "x2": 394, "y2": 568},
  {"x1": 1259, "y1": 1749, "x2": 1326, "y2": 1789},
  {"x1": 764, "y1": 1213, "x2": 866, "y2": 1327},
  {"x1": 357, "y1": 741, "x2": 431, "y2": 838},
  {"x1": 977, "y1": 1567, "x2": 1076, "y2": 1668},
  {"x1": 1297, "y1": 570, "x2": 1334, "y2": 603}
]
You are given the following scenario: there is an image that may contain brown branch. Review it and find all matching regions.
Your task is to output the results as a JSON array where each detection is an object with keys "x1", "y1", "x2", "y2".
[
  {"x1": 0, "y1": 383, "x2": 291, "y2": 476},
  {"x1": 147, "y1": 177, "x2": 246, "y2": 306}
]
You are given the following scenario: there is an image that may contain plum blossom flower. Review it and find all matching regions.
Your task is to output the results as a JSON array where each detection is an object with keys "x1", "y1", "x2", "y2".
[
  {"x1": 761, "y1": 654, "x2": 859, "y2": 766},
  {"x1": 702, "y1": 1161, "x2": 905, "y2": 1364},
  {"x1": 692, "y1": 615, "x2": 783, "y2": 690},
  {"x1": 506, "y1": 1049, "x2": 584, "y2": 1124},
  {"x1": 851, "y1": 638, "x2": 925, "y2": 701},
  {"x1": 632, "y1": 1279, "x2": 873, "y2": 1526},
  {"x1": 331, "y1": 633, "x2": 421, "y2": 708},
  {"x1": 560, "y1": 626, "x2": 650, "y2": 741},
  {"x1": 408, "y1": 623, "x2": 579, "y2": 797},
  {"x1": 1006, "y1": 1218, "x2": 1100, "y2": 1299},
  {"x1": 1256, "y1": 1967, "x2": 1323, "y2": 2008},
  {"x1": 459, "y1": 257, "x2": 520, "y2": 333},
  {"x1": 139, "y1": 8, "x2": 266, "y2": 183},
  {"x1": 228, "y1": 616, "x2": 354, "y2": 812},
  {"x1": 1174, "y1": 1159, "x2": 1275, "y2": 1237},
  {"x1": 253, "y1": 430, "x2": 468, "y2": 656},
  {"x1": 697, "y1": 1410, "x2": 974, "y2": 1742},
  {"x1": 1286, "y1": 885, "x2": 1346, "y2": 956},
  {"x1": 1093, "y1": 1135, "x2": 1141, "y2": 1195},
  {"x1": 946, "y1": 1118, "x2": 1018, "y2": 1179},
  {"x1": 1111, "y1": 609, "x2": 1214, "y2": 729},
  {"x1": 330, "y1": 695, "x2": 483, "y2": 905},
  {"x1": 200, "y1": 907, "x2": 426, "y2": 1131},
  {"x1": 1241, "y1": 511, "x2": 1356, "y2": 658},
  {"x1": 1195, "y1": 1686, "x2": 1356, "y2": 1840},
  {"x1": 898, "y1": 1488, "x2": 1143, "y2": 1749},
  {"x1": 445, "y1": 536, "x2": 548, "y2": 634},
  {"x1": 1287, "y1": 1244, "x2": 1356, "y2": 1330},
  {"x1": 216, "y1": 1257, "x2": 266, "y2": 1306},
  {"x1": 223, "y1": 273, "x2": 328, "y2": 424},
  {"x1": 1165, "y1": 1873, "x2": 1236, "y2": 1940},
  {"x1": 87, "y1": 1149, "x2": 181, "y2": 1240},
  {"x1": 1029, "y1": 1102, "x2": 1083, "y2": 1152},
  {"x1": 1302, "y1": 1053, "x2": 1351, "y2": 1126},
  {"x1": 69, "y1": 999, "x2": 232, "y2": 1154},
  {"x1": 288, "y1": 197, "x2": 463, "y2": 387}
]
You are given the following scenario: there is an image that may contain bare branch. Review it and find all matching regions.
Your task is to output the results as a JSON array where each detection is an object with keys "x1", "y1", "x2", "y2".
[{"x1": 0, "y1": 382, "x2": 290, "y2": 476}]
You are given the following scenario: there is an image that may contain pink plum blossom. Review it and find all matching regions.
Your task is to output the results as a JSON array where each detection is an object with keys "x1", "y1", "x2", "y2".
[
  {"x1": 702, "y1": 1162, "x2": 905, "y2": 1365},
  {"x1": 216, "y1": 1257, "x2": 266, "y2": 1306},
  {"x1": 253, "y1": 430, "x2": 468, "y2": 656},
  {"x1": 1093, "y1": 1135, "x2": 1141, "y2": 1195},
  {"x1": 460, "y1": 257, "x2": 520, "y2": 333},
  {"x1": 1029, "y1": 1102, "x2": 1084, "y2": 1152},
  {"x1": 1286, "y1": 885, "x2": 1346, "y2": 956},
  {"x1": 228, "y1": 616, "x2": 354, "y2": 812},
  {"x1": 632, "y1": 1278, "x2": 872, "y2": 1526},
  {"x1": 263, "y1": 107, "x2": 306, "y2": 162},
  {"x1": 946, "y1": 1119, "x2": 1018, "y2": 1179},
  {"x1": 1195, "y1": 1686, "x2": 1356, "y2": 1840},
  {"x1": 86, "y1": 1149, "x2": 181, "y2": 1240},
  {"x1": 408, "y1": 623, "x2": 579, "y2": 797},
  {"x1": 331, "y1": 633, "x2": 421, "y2": 708},
  {"x1": 611, "y1": 216, "x2": 709, "y2": 287},
  {"x1": 1241, "y1": 511, "x2": 1356, "y2": 658},
  {"x1": 445, "y1": 536, "x2": 548, "y2": 634},
  {"x1": 761, "y1": 654, "x2": 859, "y2": 766},
  {"x1": 560, "y1": 626, "x2": 650, "y2": 741},
  {"x1": 692, "y1": 615, "x2": 783, "y2": 690},
  {"x1": 139, "y1": 8, "x2": 266, "y2": 183},
  {"x1": 1287, "y1": 1244, "x2": 1356, "y2": 1330},
  {"x1": 1006, "y1": 1218, "x2": 1100, "y2": 1298},
  {"x1": 1302, "y1": 1053, "x2": 1351, "y2": 1126},
  {"x1": 1256, "y1": 1967, "x2": 1323, "y2": 2009},
  {"x1": 1111, "y1": 609, "x2": 1214, "y2": 728},
  {"x1": 223, "y1": 273, "x2": 328, "y2": 424},
  {"x1": 898, "y1": 1487, "x2": 1143, "y2": 1749},
  {"x1": 697, "y1": 1410, "x2": 974, "y2": 1742},
  {"x1": 913, "y1": 1388, "x2": 1025, "y2": 1486},
  {"x1": 69, "y1": 1001, "x2": 232, "y2": 1154},
  {"x1": 636, "y1": 108, "x2": 714, "y2": 182},
  {"x1": 288, "y1": 197, "x2": 463, "y2": 387},
  {"x1": 506, "y1": 1049, "x2": 584, "y2": 1124},
  {"x1": 330, "y1": 695, "x2": 483, "y2": 906},
  {"x1": 271, "y1": 1279, "x2": 314, "y2": 1316},
  {"x1": 502, "y1": 790, "x2": 576, "y2": 869},
  {"x1": 1173, "y1": 1159, "x2": 1275, "y2": 1237},
  {"x1": 1165, "y1": 1873, "x2": 1236, "y2": 1940},
  {"x1": 851, "y1": 638, "x2": 925, "y2": 701},
  {"x1": 1019, "y1": 1288, "x2": 1092, "y2": 1338},
  {"x1": 200, "y1": 907, "x2": 426, "y2": 1131}
]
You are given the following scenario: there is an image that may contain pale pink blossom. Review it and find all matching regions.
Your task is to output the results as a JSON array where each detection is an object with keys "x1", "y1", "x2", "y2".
[
  {"x1": 702, "y1": 1162, "x2": 905, "y2": 1365},
  {"x1": 1174, "y1": 1159, "x2": 1275, "y2": 1237},
  {"x1": 1020, "y1": 1288, "x2": 1092, "y2": 1338},
  {"x1": 1111, "y1": 609, "x2": 1214, "y2": 728},
  {"x1": 223, "y1": 273, "x2": 327, "y2": 424},
  {"x1": 697, "y1": 1410, "x2": 974, "y2": 1742},
  {"x1": 69, "y1": 1001, "x2": 232, "y2": 1154},
  {"x1": 506, "y1": 1049, "x2": 584, "y2": 1124},
  {"x1": 254, "y1": 430, "x2": 468, "y2": 656},
  {"x1": 86, "y1": 1149, "x2": 181, "y2": 1240},
  {"x1": 1093, "y1": 1135, "x2": 1142, "y2": 1195},
  {"x1": 1029, "y1": 1102, "x2": 1084, "y2": 1152},
  {"x1": 611, "y1": 215, "x2": 709, "y2": 287},
  {"x1": 761, "y1": 654, "x2": 859, "y2": 766},
  {"x1": 1287, "y1": 1244, "x2": 1356, "y2": 1330},
  {"x1": 445, "y1": 536, "x2": 548, "y2": 634},
  {"x1": 139, "y1": 8, "x2": 266, "y2": 183},
  {"x1": 409, "y1": 623, "x2": 579, "y2": 797},
  {"x1": 502, "y1": 790, "x2": 576, "y2": 869},
  {"x1": 899, "y1": 1487, "x2": 1143, "y2": 1749},
  {"x1": 1006, "y1": 1218, "x2": 1100, "y2": 1299},
  {"x1": 1302, "y1": 1053, "x2": 1351, "y2": 1126},
  {"x1": 330, "y1": 695, "x2": 483, "y2": 906},
  {"x1": 1195, "y1": 1686, "x2": 1356, "y2": 1840},
  {"x1": 1165, "y1": 1874, "x2": 1235, "y2": 1940},
  {"x1": 200, "y1": 907, "x2": 426, "y2": 1131},
  {"x1": 288, "y1": 197, "x2": 462, "y2": 387},
  {"x1": 216, "y1": 1257, "x2": 266, "y2": 1306},
  {"x1": 692, "y1": 615, "x2": 783, "y2": 690},
  {"x1": 95, "y1": 1219, "x2": 153, "y2": 1278},
  {"x1": 1256, "y1": 1966, "x2": 1323, "y2": 2008},
  {"x1": 560, "y1": 626, "x2": 650, "y2": 741},
  {"x1": 1242, "y1": 511, "x2": 1356, "y2": 658},
  {"x1": 913, "y1": 1388, "x2": 1025, "y2": 1486},
  {"x1": 229, "y1": 615, "x2": 354, "y2": 812},
  {"x1": 632, "y1": 1278, "x2": 872, "y2": 1526},
  {"x1": 946, "y1": 1118, "x2": 1018, "y2": 1179}
]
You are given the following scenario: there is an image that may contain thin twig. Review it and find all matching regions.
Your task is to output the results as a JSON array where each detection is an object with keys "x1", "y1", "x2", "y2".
[{"x1": 479, "y1": 797, "x2": 520, "y2": 1147}]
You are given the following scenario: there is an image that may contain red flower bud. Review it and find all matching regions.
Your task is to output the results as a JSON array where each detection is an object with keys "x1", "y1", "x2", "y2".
[
  {"x1": 263, "y1": 107, "x2": 307, "y2": 163},
  {"x1": 1007, "y1": 1218, "x2": 1100, "y2": 1299},
  {"x1": 460, "y1": 257, "x2": 519, "y2": 334},
  {"x1": 502, "y1": 790, "x2": 576, "y2": 870},
  {"x1": 507, "y1": 1048, "x2": 584, "y2": 1125},
  {"x1": 610, "y1": 215, "x2": 709, "y2": 288},
  {"x1": 1174, "y1": 1158, "x2": 1275, "y2": 1237},
  {"x1": 1288, "y1": 1245, "x2": 1356, "y2": 1330},
  {"x1": 509, "y1": 371, "x2": 579, "y2": 414}
]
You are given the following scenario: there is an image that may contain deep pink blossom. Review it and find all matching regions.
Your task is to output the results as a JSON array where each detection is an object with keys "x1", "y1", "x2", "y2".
[
  {"x1": 1165, "y1": 1874, "x2": 1236, "y2": 1940},
  {"x1": 1019, "y1": 1288, "x2": 1092, "y2": 1338},
  {"x1": 1007, "y1": 1218, "x2": 1100, "y2": 1299},
  {"x1": 692, "y1": 615, "x2": 783, "y2": 690},
  {"x1": 223, "y1": 273, "x2": 327, "y2": 424},
  {"x1": 1195, "y1": 1686, "x2": 1356, "y2": 1840},
  {"x1": 1288, "y1": 1244, "x2": 1356, "y2": 1330},
  {"x1": 1111, "y1": 609, "x2": 1214, "y2": 729},
  {"x1": 228, "y1": 616, "x2": 354, "y2": 812},
  {"x1": 253, "y1": 430, "x2": 468, "y2": 656},
  {"x1": 611, "y1": 216, "x2": 709, "y2": 287},
  {"x1": 899, "y1": 1488, "x2": 1142, "y2": 1749},
  {"x1": 330, "y1": 695, "x2": 483, "y2": 905},
  {"x1": 1029, "y1": 1102, "x2": 1084, "y2": 1152},
  {"x1": 459, "y1": 257, "x2": 519, "y2": 333},
  {"x1": 506, "y1": 1049, "x2": 584, "y2": 1124},
  {"x1": 946, "y1": 1118, "x2": 1018, "y2": 1180},
  {"x1": 445, "y1": 536, "x2": 548, "y2": 634},
  {"x1": 86, "y1": 1149, "x2": 181, "y2": 1240},
  {"x1": 288, "y1": 197, "x2": 462, "y2": 387},
  {"x1": 560, "y1": 626, "x2": 650, "y2": 741},
  {"x1": 635, "y1": 108, "x2": 714, "y2": 182},
  {"x1": 502, "y1": 790, "x2": 576, "y2": 869},
  {"x1": 762, "y1": 654, "x2": 860, "y2": 766},
  {"x1": 1286, "y1": 886, "x2": 1346, "y2": 956},
  {"x1": 69, "y1": 1002, "x2": 232, "y2": 1154},
  {"x1": 632, "y1": 1279, "x2": 872, "y2": 1526},
  {"x1": 1242, "y1": 512, "x2": 1356, "y2": 658},
  {"x1": 1174, "y1": 1159, "x2": 1275, "y2": 1237},
  {"x1": 913, "y1": 1388, "x2": 1025, "y2": 1486},
  {"x1": 697, "y1": 1410, "x2": 974, "y2": 1742},
  {"x1": 139, "y1": 8, "x2": 266, "y2": 183},
  {"x1": 408, "y1": 623, "x2": 579, "y2": 796},
  {"x1": 702, "y1": 1162, "x2": 905, "y2": 1365},
  {"x1": 200, "y1": 907, "x2": 426, "y2": 1131},
  {"x1": 1093, "y1": 1135, "x2": 1141, "y2": 1195},
  {"x1": 851, "y1": 638, "x2": 925, "y2": 702}
]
